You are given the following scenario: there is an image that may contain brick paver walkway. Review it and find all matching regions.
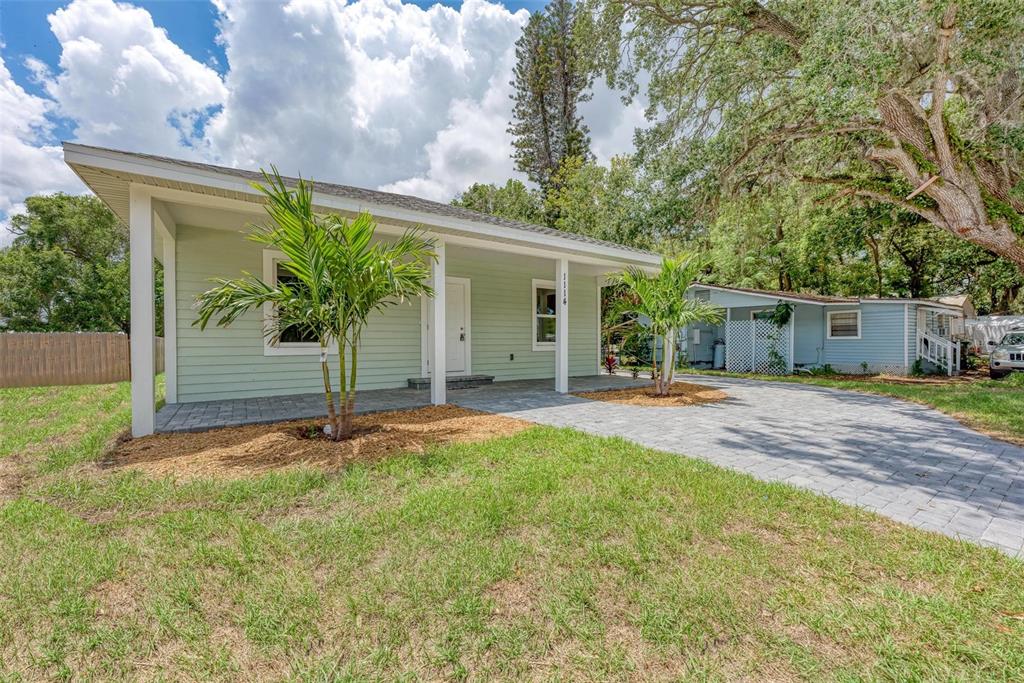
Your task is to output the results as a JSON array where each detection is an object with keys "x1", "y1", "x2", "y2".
[
  {"x1": 157, "y1": 375, "x2": 1024, "y2": 556},
  {"x1": 448, "y1": 375, "x2": 1024, "y2": 558}
]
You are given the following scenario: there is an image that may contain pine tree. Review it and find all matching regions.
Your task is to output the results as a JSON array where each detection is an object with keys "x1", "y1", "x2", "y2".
[{"x1": 508, "y1": 0, "x2": 592, "y2": 194}]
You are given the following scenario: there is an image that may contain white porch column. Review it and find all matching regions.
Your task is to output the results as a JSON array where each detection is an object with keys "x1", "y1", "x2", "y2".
[
  {"x1": 155, "y1": 203, "x2": 177, "y2": 405},
  {"x1": 555, "y1": 257, "x2": 569, "y2": 393},
  {"x1": 128, "y1": 185, "x2": 155, "y2": 436},
  {"x1": 162, "y1": 237, "x2": 177, "y2": 404},
  {"x1": 430, "y1": 240, "x2": 446, "y2": 405}
]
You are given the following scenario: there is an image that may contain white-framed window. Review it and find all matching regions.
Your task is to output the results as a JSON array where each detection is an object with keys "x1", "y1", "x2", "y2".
[
  {"x1": 262, "y1": 249, "x2": 329, "y2": 356},
  {"x1": 827, "y1": 310, "x2": 861, "y2": 339},
  {"x1": 750, "y1": 309, "x2": 774, "y2": 321},
  {"x1": 532, "y1": 279, "x2": 556, "y2": 351}
]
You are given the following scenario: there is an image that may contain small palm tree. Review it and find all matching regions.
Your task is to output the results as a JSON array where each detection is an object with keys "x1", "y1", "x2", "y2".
[
  {"x1": 194, "y1": 169, "x2": 435, "y2": 440},
  {"x1": 610, "y1": 254, "x2": 724, "y2": 395}
]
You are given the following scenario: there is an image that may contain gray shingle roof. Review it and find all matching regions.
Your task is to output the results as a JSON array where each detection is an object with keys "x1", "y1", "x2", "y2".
[{"x1": 65, "y1": 143, "x2": 656, "y2": 257}]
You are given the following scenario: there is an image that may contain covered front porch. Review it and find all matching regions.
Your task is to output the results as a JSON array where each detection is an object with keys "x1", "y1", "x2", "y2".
[
  {"x1": 155, "y1": 375, "x2": 652, "y2": 433},
  {"x1": 62, "y1": 143, "x2": 661, "y2": 437}
]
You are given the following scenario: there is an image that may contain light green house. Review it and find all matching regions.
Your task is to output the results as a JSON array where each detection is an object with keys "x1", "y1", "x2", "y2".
[{"x1": 64, "y1": 143, "x2": 660, "y2": 436}]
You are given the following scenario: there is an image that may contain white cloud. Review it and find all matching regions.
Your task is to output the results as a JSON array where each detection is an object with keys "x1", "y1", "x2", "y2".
[
  {"x1": 207, "y1": 0, "x2": 528, "y2": 196},
  {"x1": 0, "y1": 55, "x2": 84, "y2": 243},
  {"x1": 1, "y1": 0, "x2": 648, "y2": 226},
  {"x1": 584, "y1": 80, "x2": 648, "y2": 166},
  {"x1": 40, "y1": 0, "x2": 226, "y2": 155}
]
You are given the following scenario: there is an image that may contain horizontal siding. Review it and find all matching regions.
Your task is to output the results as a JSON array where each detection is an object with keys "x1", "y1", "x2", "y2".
[
  {"x1": 823, "y1": 304, "x2": 907, "y2": 373},
  {"x1": 906, "y1": 303, "x2": 917, "y2": 371},
  {"x1": 175, "y1": 225, "x2": 421, "y2": 402},
  {"x1": 446, "y1": 247, "x2": 598, "y2": 381},
  {"x1": 175, "y1": 227, "x2": 600, "y2": 402}
]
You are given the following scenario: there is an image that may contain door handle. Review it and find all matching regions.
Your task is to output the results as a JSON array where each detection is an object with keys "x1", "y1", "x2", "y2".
[{"x1": 460, "y1": 332, "x2": 466, "y2": 342}]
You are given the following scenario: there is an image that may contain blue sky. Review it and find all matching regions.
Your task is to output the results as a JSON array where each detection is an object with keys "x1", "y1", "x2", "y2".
[{"x1": 0, "y1": 0, "x2": 642, "y2": 233}]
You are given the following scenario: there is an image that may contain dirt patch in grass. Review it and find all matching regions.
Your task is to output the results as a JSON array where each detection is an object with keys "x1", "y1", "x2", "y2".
[
  {"x1": 574, "y1": 381, "x2": 727, "y2": 407},
  {"x1": 105, "y1": 405, "x2": 530, "y2": 480},
  {"x1": 0, "y1": 455, "x2": 26, "y2": 504},
  {"x1": 486, "y1": 576, "x2": 541, "y2": 618},
  {"x1": 822, "y1": 372, "x2": 988, "y2": 385}
]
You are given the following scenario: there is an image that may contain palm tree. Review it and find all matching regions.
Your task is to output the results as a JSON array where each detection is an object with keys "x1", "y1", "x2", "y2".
[
  {"x1": 194, "y1": 169, "x2": 435, "y2": 440},
  {"x1": 610, "y1": 254, "x2": 724, "y2": 395}
]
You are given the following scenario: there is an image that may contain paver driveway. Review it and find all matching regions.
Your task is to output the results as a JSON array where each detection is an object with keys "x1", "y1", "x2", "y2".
[{"x1": 450, "y1": 375, "x2": 1024, "y2": 558}]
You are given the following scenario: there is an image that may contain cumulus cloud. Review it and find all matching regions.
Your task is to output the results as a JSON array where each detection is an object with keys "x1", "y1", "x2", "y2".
[
  {"x1": 0, "y1": 55, "x2": 83, "y2": 243},
  {"x1": 39, "y1": 0, "x2": 226, "y2": 155},
  {"x1": 207, "y1": 0, "x2": 528, "y2": 197},
  {"x1": 1, "y1": 0, "x2": 647, "y2": 225}
]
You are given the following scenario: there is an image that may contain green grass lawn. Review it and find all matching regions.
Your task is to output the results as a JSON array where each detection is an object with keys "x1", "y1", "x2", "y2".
[
  {"x1": 1, "y1": 383, "x2": 1022, "y2": 681},
  {"x1": 685, "y1": 369, "x2": 1024, "y2": 445}
]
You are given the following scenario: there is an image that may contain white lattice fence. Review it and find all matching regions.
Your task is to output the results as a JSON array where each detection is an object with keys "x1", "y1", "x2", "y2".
[{"x1": 726, "y1": 320, "x2": 792, "y2": 375}]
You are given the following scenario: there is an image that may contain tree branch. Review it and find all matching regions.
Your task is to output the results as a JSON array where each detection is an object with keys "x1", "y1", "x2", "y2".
[
  {"x1": 801, "y1": 176, "x2": 949, "y2": 229},
  {"x1": 927, "y1": 4, "x2": 958, "y2": 176}
]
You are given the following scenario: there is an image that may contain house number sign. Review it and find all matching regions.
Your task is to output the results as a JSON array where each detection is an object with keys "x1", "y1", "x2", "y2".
[{"x1": 561, "y1": 271, "x2": 568, "y2": 305}]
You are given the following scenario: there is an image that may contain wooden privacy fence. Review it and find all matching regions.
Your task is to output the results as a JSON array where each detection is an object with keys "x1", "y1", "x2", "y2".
[{"x1": 0, "y1": 333, "x2": 164, "y2": 388}]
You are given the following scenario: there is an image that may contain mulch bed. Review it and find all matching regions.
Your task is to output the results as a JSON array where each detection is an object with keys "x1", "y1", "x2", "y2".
[
  {"x1": 106, "y1": 405, "x2": 530, "y2": 480},
  {"x1": 574, "y1": 381, "x2": 727, "y2": 407}
]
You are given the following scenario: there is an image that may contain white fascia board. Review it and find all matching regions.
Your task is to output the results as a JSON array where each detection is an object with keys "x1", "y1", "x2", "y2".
[
  {"x1": 64, "y1": 144, "x2": 660, "y2": 268},
  {"x1": 689, "y1": 284, "x2": 832, "y2": 306}
]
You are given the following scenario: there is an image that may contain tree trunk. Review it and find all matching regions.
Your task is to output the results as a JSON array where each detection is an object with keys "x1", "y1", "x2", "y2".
[
  {"x1": 650, "y1": 335, "x2": 659, "y2": 389},
  {"x1": 865, "y1": 234, "x2": 883, "y2": 297},
  {"x1": 666, "y1": 329, "x2": 678, "y2": 392},
  {"x1": 320, "y1": 349, "x2": 340, "y2": 440},
  {"x1": 345, "y1": 341, "x2": 358, "y2": 438},
  {"x1": 660, "y1": 330, "x2": 674, "y2": 396},
  {"x1": 336, "y1": 341, "x2": 349, "y2": 441}
]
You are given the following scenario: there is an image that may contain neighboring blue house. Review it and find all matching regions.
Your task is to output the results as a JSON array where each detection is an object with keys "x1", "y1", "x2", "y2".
[{"x1": 682, "y1": 285, "x2": 968, "y2": 376}]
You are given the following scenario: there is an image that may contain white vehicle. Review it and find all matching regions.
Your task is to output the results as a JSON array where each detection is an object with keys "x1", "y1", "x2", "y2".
[{"x1": 988, "y1": 329, "x2": 1024, "y2": 379}]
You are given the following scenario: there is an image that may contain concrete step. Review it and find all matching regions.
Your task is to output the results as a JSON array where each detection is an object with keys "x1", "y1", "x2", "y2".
[{"x1": 407, "y1": 374, "x2": 495, "y2": 390}]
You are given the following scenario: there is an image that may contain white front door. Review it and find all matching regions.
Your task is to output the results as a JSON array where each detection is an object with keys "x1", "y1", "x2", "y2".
[{"x1": 445, "y1": 280, "x2": 467, "y2": 374}]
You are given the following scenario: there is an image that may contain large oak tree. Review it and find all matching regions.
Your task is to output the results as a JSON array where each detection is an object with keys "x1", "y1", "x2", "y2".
[{"x1": 586, "y1": 0, "x2": 1024, "y2": 269}]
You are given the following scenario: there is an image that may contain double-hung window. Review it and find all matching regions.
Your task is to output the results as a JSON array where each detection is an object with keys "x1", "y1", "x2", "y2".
[{"x1": 532, "y1": 279, "x2": 556, "y2": 350}]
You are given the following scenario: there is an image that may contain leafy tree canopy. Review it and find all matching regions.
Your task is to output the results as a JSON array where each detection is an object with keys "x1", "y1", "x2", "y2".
[
  {"x1": 0, "y1": 194, "x2": 160, "y2": 333},
  {"x1": 451, "y1": 180, "x2": 545, "y2": 225},
  {"x1": 583, "y1": 0, "x2": 1024, "y2": 268}
]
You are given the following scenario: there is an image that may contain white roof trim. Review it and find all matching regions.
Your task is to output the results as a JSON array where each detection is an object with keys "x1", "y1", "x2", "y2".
[
  {"x1": 64, "y1": 143, "x2": 660, "y2": 267},
  {"x1": 688, "y1": 284, "x2": 966, "y2": 311},
  {"x1": 688, "y1": 284, "x2": 837, "y2": 306}
]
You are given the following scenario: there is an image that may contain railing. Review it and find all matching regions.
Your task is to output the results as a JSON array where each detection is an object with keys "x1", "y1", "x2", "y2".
[{"x1": 918, "y1": 331, "x2": 958, "y2": 376}]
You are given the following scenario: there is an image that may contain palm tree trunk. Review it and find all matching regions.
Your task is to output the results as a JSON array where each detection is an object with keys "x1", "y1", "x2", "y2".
[
  {"x1": 650, "y1": 335, "x2": 659, "y2": 392},
  {"x1": 336, "y1": 340, "x2": 349, "y2": 441},
  {"x1": 346, "y1": 341, "x2": 358, "y2": 436},
  {"x1": 660, "y1": 330, "x2": 674, "y2": 396},
  {"x1": 320, "y1": 347, "x2": 339, "y2": 438}
]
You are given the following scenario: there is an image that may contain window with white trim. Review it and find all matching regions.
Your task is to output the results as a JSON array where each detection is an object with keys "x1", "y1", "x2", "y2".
[
  {"x1": 827, "y1": 310, "x2": 861, "y2": 339},
  {"x1": 262, "y1": 250, "x2": 323, "y2": 354},
  {"x1": 533, "y1": 279, "x2": 556, "y2": 350},
  {"x1": 272, "y1": 262, "x2": 318, "y2": 344}
]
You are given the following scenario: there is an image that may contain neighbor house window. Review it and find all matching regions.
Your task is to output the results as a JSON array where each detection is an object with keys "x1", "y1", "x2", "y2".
[
  {"x1": 827, "y1": 310, "x2": 861, "y2": 339},
  {"x1": 533, "y1": 279, "x2": 556, "y2": 350}
]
